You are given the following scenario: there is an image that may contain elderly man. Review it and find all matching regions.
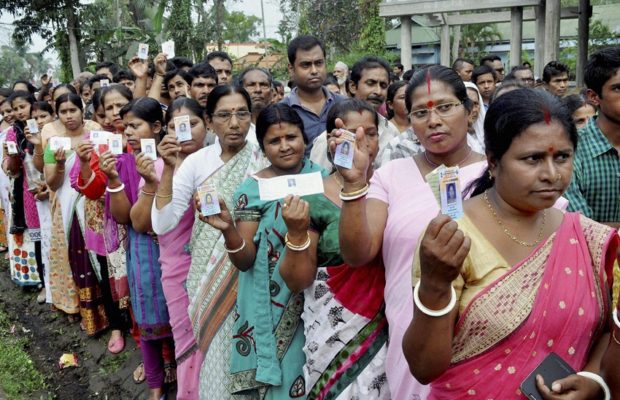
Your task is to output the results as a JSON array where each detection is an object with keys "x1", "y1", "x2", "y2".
[{"x1": 333, "y1": 61, "x2": 349, "y2": 95}]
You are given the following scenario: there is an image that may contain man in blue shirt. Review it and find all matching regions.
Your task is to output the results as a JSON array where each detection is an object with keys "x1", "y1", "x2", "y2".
[{"x1": 281, "y1": 35, "x2": 345, "y2": 154}]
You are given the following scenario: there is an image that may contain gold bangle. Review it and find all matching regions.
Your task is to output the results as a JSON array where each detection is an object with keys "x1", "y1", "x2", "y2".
[
  {"x1": 155, "y1": 192, "x2": 172, "y2": 199},
  {"x1": 285, "y1": 232, "x2": 311, "y2": 251},
  {"x1": 140, "y1": 189, "x2": 156, "y2": 196},
  {"x1": 340, "y1": 183, "x2": 369, "y2": 198}
]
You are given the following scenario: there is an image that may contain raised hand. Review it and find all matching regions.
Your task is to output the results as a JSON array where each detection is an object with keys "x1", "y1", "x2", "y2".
[
  {"x1": 153, "y1": 53, "x2": 167, "y2": 76},
  {"x1": 24, "y1": 125, "x2": 42, "y2": 146},
  {"x1": 281, "y1": 195, "x2": 310, "y2": 238},
  {"x1": 157, "y1": 135, "x2": 181, "y2": 167},
  {"x1": 76, "y1": 140, "x2": 94, "y2": 164},
  {"x1": 128, "y1": 57, "x2": 148, "y2": 79},
  {"x1": 99, "y1": 151, "x2": 119, "y2": 179},
  {"x1": 135, "y1": 152, "x2": 158, "y2": 184},
  {"x1": 194, "y1": 193, "x2": 234, "y2": 231},
  {"x1": 327, "y1": 118, "x2": 371, "y2": 189}
]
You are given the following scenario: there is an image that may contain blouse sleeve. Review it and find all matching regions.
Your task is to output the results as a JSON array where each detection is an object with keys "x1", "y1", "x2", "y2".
[
  {"x1": 76, "y1": 152, "x2": 108, "y2": 200},
  {"x1": 151, "y1": 155, "x2": 197, "y2": 235},
  {"x1": 233, "y1": 177, "x2": 262, "y2": 222},
  {"x1": 367, "y1": 161, "x2": 390, "y2": 204}
]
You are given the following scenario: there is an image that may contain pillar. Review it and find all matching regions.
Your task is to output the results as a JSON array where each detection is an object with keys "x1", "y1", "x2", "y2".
[
  {"x1": 400, "y1": 16, "x2": 412, "y2": 70},
  {"x1": 576, "y1": 0, "x2": 590, "y2": 87},
  {"x1": 510, "y1": 7, "x2": 523, "y2": 69},
  {"x1": 535, "y1": 2, "x2": 546, "y2": 79},
  {"x1": 544, "y1": 0, "x2": 561, "y2": 64},
  {"x1": 440, "y1": 24, "x2": 451, "y2": 67}
]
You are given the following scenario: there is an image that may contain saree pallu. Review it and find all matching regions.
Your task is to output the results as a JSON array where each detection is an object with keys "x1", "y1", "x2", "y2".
[
  {"x1": 229, "y1": 160, "x2": 325, "y2": 400},
  {"x1": 429, "y1": 213, "x2": 617, "y2": 399},
  {"x1": 184, "y1": 143, "x2": 265, "y2": 400},
  {"x1": 302, "y1": 193, "x2": 389, "y2": 400}
]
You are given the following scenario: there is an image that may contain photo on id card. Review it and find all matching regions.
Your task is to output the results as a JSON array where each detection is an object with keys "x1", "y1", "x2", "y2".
[
  {"x1": 333, "y1": 130, "x2": 355, "y2": 169},
  {"x1": 109, "y1": 134, "x2": 123, "y2": 155},
  {"x1": 198, "y1": 184, "x2": 220, "y2": 216},
  {"x1": 6, "y1": 141, "x2": 18, "y2": 155},
  {"x1": 138, "y1": 43, "x2": 149, "y2": 60},
  {"x1": 174, "y1": 115, "x2": 192, "y2": 142},
  {"x1": 141, "y1": 139, "x2": 157, "y2": 160},
  {"x1": 439, "y1": 173, "x2": 463, "y2": 220}
]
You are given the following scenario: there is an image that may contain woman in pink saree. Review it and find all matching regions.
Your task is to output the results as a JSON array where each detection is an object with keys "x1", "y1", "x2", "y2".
[{"x1": 406, "y1": 89, "x2": 617, "y2": 399}]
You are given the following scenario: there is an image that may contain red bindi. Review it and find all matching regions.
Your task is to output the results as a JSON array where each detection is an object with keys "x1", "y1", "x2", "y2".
[
  {"x1": 427, "y1": 100, "x2": 434, "y2": 108},
  {"x1": 548, "y1": 146, "x2": 555, "y2": 153}
]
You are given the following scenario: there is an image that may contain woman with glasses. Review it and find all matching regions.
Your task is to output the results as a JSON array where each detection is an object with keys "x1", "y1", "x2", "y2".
[
  {"x1": 331, "y1": 65, "x2": 486, "y2": 399},
  {"x1": 151, "y1": 85, "x2": 266, "y2": 400}
]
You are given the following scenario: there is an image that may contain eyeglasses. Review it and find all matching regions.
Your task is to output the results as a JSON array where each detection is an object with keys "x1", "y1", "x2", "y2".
[
  {"x1": 212, "y1": 111, "x2": 252, "y2": 122},
  {"x1": 409, "y1": 102, "x2": 463, "y2": 121}
]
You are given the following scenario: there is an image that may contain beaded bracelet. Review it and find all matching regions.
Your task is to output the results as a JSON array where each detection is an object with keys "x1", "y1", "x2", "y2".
[
  {"x1": 576, "y1": 371, "x2": 610, "y2": 400},
  {"x1": 413, "y1": 283, "x2": 457, "y2": 317}
]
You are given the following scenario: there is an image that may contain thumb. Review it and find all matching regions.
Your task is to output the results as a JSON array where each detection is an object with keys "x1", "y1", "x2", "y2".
[
  {"x1": 334, "y1": 118, "x2": 344, "y2": 129},
  {"x1": 551, "y1": 375, "x2": 580, "y2": 393},
  {"x1": 355, "y1": 125, "x2": 366, "y2": 148}
]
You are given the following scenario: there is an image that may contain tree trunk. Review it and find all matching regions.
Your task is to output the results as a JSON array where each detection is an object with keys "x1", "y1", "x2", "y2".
[
  {"x1": 65, "y1": 0, "x2": 81, "y2": 79},
  {"x1": 215, "y1": 0, "x2": 224, "y2": 51},
  {"x1": 452, "y1": 25, "x2": 461, "y2": 62}
]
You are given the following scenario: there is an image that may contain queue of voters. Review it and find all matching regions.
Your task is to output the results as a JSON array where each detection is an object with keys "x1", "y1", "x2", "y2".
[{"x1": 1, "y1": 33, "x2": 620, "y2": 400}]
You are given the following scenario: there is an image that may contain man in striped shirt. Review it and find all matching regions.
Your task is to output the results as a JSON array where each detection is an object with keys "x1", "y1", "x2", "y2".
[{"x1": 565, "y1": 46, "x2": 620, "y2": 229}]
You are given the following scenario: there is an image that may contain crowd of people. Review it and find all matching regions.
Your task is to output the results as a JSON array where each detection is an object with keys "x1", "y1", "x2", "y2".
[{"x1": 0, "y1": 34, "x2": 619, "y2": 400}]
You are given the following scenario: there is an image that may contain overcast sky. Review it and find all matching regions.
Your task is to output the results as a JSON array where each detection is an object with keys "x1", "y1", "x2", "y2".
[{"x1": 0, "y1": 0, "x2": 283, "y2": 66}]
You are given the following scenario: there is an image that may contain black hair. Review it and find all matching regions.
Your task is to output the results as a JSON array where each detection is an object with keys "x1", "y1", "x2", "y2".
[
  {"x1": 164, "y1": 97, "x2": 204, "y2": 127},
  {"x1": 562, "y1": 93, "x2": 596, "y2": 115},
  {"x1": 273, "y1": 80, "x2": 284, "y2": 90},
  {"x1": 238, "y1": 67, "x2": 273, "y2": 87},
  {"x1": 504, "y1": 65, "x2": 532, "y2": 81},
  {"x1": 287, "y1": 35, "x2": 326, "y2": 65},
  {"x1": 87, "y1": 74, "x2": 111, "y2": 88},
  {"x1": 92, "y1": 88, "x2": 104, "y2": 112},
  {"x1": 452, "y1": 58, "x2": 474, "y2": 71},
  {"x1": 119, "y1": 97, "x2": 164, "y2": 126},
  {"x1": 542, "y1": 61, "x2": 569, "y2": 83},
  {"x1": 479, "y1": 55, "x2": 501, "y2": 66},
  {"x1": 113, "y1": 69, "x2": 136, "y2": 83},
  {"x1": 170, "y1": 56, "x2": 194, "y2": 70},
  {"x1": 189, "y1": 62, "x2": 218, "y2": 83},
  {"x1": 32, "y1": 101, "x2": 54, "y2": 116},
  {"x1": 402, "y1": 69, "x2": 415, "y2": 82},
  {"x1": 255, "y1": 103, "x2": 307, "y2": 152},
  {"x1": 51, "y1": 84, "x2": 77, "y2": 101},
  {"x1": 101, "y1": 84, "x2": 133, "y2": 108},
  {"x1": 350, "y1": 56, "x2": 391, "y2": 85},
  {"x1": 467, "y1": 88, "x2": 577, "y2": 197},
  {"x1": 471, "y1": 65, "x2": 496, "y2": 85},
  {"x1": 393, "y1": 62, "x2": 404, "y2": 71},
  {"x1": 523, "y1": 61, "x2": 532, "y2": 67},
  {"x1": 55, "y1": 93, "x2": 84, "y2": 114},
  {"x1": 7, "y1": 90, "x2": 35, "y2": 108},
  {"x1": 81, "y1": 80, "x2": 92, "y2": 92},
  {"x1": 95, "y1": 61, "x2": 119, "y2": 77},
  {"x1": 205, "y1": 51, "x2": 233, "y2": 66},
  {"x1": 0, "y1": 88, "x2": 12, "y2": 99},
  {"x1": 389, "y1": 72, "x2": 400, "y2": 82},
  {"x1": 490, "y1": 79, "x2": 526, "y2": 103},
  {"x1": 326, "y1": 98, "x2": 379, "y2": 134},
  {"x1": 324, "y1": 75, "x2": 340, "y2": 88},
  {"x1": 584, "y1": 46, "x2": 620, "y2": 98},
  {"x1": 204, "y1": 85, "x2": 252, "y2": 119},
  {"x1": 406, "y1": 65, "x2": 472, "y2": 113},
  {"x1": 12, "y1": 80, "x2": 37, "y2": 94},
  {"x1": 386, "y1": 80, "x2": 408, "y2": 119},
  {"x1": 164, "y1": 69, "x2": 193, "y2": 88}
]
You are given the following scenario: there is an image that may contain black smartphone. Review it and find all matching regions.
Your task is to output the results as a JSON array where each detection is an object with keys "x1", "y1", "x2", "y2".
[{"x1": 520, "y1": 352, "x2": 576, "y2": 400}]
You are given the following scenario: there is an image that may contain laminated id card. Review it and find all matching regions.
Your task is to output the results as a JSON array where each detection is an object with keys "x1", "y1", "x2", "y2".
[
  {"x1": 197, "y1": 183, "x2": 221, "y2": 216},
  {"x1": 333, "y1": 129, "x2": 355, "y2": 169}
]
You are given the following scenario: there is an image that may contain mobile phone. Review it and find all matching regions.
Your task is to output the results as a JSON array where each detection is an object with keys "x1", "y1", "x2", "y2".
[{"x1": 520, "y1": 352, "x2": 576, "y2": 400}]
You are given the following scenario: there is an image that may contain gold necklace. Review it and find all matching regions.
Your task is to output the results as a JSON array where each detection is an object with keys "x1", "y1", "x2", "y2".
[{"x1": 483, "y1": 190, "x2": 546, "y2": 248}]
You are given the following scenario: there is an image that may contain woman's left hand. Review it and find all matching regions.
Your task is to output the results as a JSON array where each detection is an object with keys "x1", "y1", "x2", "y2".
[
  {"x1": 54, "y1": 148, "x2": 66, "y2": 164},
  {"x1": 536, "y1": 373, "x2": 603, "y2": 400},
  {"x1": 135, "y1": 152, "x2": 158, "y2": 184},
  {"x1": 34, "y1": 183, "x2": 49, "y2": 201},
  {"x1": 281, "y1": 195, "x2": 310, "y2": 238}
]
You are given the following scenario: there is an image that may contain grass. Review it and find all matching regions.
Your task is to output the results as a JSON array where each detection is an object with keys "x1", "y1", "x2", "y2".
[
  {"x1": 0, "y1": 306, "x2": 48, "y2": 399},
  {"x1": 99, "y1": 350, "x2": 130, "y2": 375}
]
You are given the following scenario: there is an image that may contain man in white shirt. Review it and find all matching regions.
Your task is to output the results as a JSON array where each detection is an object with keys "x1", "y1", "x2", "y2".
[{"x1": 310, "y1": 56, "x2": 399, "y2": 170}]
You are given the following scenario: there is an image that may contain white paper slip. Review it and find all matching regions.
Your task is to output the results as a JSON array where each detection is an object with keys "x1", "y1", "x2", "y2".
[
  {"x1": 174, "y1": 115, "x2": 192, "y2": 142},
  {"x1": 100, "y1": 79, "x2": 110, "y2": 87},
  {"x1": 197, "y1": 183, "x2": 221, "y2": 217},
  {"x1": 138, "y1": 43, "x2": 149, "y2": 60},
  {"x1": 162, "y1": 40, "x2": 175, "y2": 58},
  {"x1": 141, "y1": 138, "x2": 157, "y2": 160},
  {"x1": 6, "y1": 141, "x2": 18, "y2": 155},
  {"x1": 50, "y1": 136, "x2": 72, "y2": 151},
  {"x1": 26, "y1": 119, "x2": 39, "y2": 134},
  {"x1": 109, "y1": 134, "x2": 123, "y2": 155},
  {"x1": 90, "y1": 130, "x2": 111, "y2": 143},
  {"x1": 258, "y1": 171, "x2": 324, "y2": 201}
]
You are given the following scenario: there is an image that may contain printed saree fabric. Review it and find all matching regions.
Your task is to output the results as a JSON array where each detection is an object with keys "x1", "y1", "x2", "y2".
[
  {"x1": 229, "y1": 160, "x2": 324, "y2": 399},
  {"x1": 427, "y1": 213, "x2": 617, "y2": 399},
  {"x1": 302, "y1": 193, "x2": 389, "y2": 400}
]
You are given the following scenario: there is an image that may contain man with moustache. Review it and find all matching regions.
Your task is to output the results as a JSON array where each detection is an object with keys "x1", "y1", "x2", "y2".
[
  {"x1": 239, "y1": 67, "x2": 273, "y2": 145},
  {"x1": 310, "y1": 56, "x2": 399, "y2": 169},
  {"x1": 333, "y1": 61, "x2": 349, "y2": 95},
  {"x1": 188, "y1": 62, "x2": 218, "y2": 108}
]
